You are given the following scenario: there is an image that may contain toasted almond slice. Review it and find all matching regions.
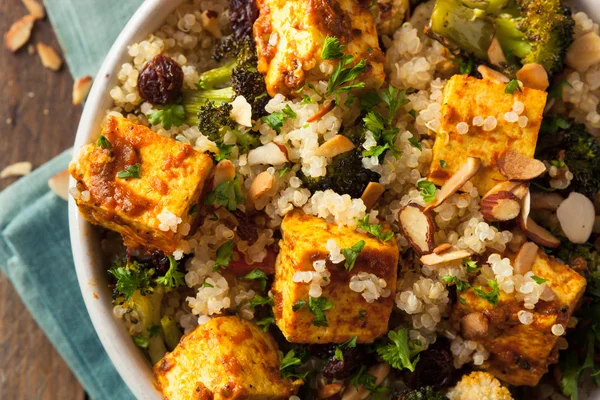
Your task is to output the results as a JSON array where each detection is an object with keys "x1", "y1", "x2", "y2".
[
  {"x1": 424, "y1": 157, "x2": 481, "y2": 212},
  {"x1": 200, "y1": 10, "x2": 222, "y2": 38},
  {"x1": 433, "y1": 243, "x2": 452, "y2": 255},
  {"x1": 4, "y1": 15, "x2": 35, "y2": 52},
  {"x1": 510, "y1": 181, "x2": 530, "y2": 199},
  {"x1": 480, "y1": 190, "x2": 521, "y2": 222},
  {"x1": 314, "y1": 135, "x2": 355, "y2": 158},
  {"x1": 247, "y1": 142, "x2": 288, "y2": 166},
  {"x1": 317, "y1": 383, "x2": 342, "y2": 400},
  {"x1": 530, "y1": 192, "x2": 564, "y2": 211},
  {"x1": 420, "y1": 249, "x2": 472, "y2": 266},
  {"x1": 37, "y1": 43, "x2": 63, "y2": 71},
  {"x1": 516, "y1": 63, "x2": 549, "y2": 91},
  {"x1": 478, "y1": 65, "x2": 510, "y2": 84},
  {"x1": 566, "y1": 31, "x2": 600, "y2": 72},
  {"x1": 361, "y1": 182, "x2": 385, "y2": 211},
  {"x1": 249, "y1": 171, "x2": 274, "y2": 203},
  {"x1": 22, "y1": 0, "x2": 45, "y2": 19},
  {"x1": 557, "y1": 192, "x2": 595, "y2": 244},
  {"x1": 508, "y1": 228, "x2": 527, "y2": 253},
  {"x1": 520, "y1": 217, "x2": 560, "y2": 248},
  {"x1": 1, "y1": 161, "x2": 32, "y2": 178},
  {"x1": 398, "y1": 204, "x2": 436, "y2": 256},
  {"x1": 72, "y1": 76, "x2": 93, "y2": 105},
  {"x1": 461, "y1": 312, "x2": 489, "y2": 340},
  {"x1": 482, "y1": 180, "x2": 528, "y2": 200},
  {"x1": 48, "y1": 169, "x2": 70, "y2": 201},
  {"x1": 307, "y1": 100, "x2": 336, "y2": 123},
  {"x1": 497, "y1": 150, "x2": 546, "y2": 181},
  {"x1": 488, "y1": 36, "x2": 507, "y2": 67},
  {"x1": 514, "y1": 242, "x2": 539, "y2": 275},
  {"x1": 213, "y1": 160, "x2": 235, "y2": 188}
]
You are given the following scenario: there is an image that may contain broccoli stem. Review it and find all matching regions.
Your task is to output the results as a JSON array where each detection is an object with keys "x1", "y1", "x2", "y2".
[
  {"x1": 182, "y1": 87, "x2": 235, "y2": 125},
  {"x1": 195, "y1": 60, "x2": 236, "y2": 89},
  {"x1": 494, "y1": 15, "x2": 531, "y2": 60},
  {"x1": 161, "y1": 316, "x2": 183, "y2": 351}
]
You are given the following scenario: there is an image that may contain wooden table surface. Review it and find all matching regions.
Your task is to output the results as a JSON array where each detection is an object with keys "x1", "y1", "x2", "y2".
[{"x1": 0, "y1": 1, "x2": 86, "y2": 399}]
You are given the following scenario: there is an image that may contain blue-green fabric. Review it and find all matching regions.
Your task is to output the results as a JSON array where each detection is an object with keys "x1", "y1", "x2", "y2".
[{"x1": 0, "y1": 0, "x2": 145, "y2": 398}]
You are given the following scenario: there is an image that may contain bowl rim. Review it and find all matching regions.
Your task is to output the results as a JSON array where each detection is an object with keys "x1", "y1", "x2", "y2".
[{"x1": 68, "y1": 0, "x2": 185, "y2": 398}]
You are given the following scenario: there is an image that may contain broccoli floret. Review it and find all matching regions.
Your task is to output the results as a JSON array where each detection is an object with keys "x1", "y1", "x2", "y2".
[
  {"x1": 428, "y1": 0, "x2": 574, "y2": 76},
  {"x1": 393, "y1": 386, "x2": 447, "y2": 400},
  {"x1": 299, "y1": 122, "x2": 380, "y2": 198},
  {"x1": 535, "y1": 117, "x2": 600, "y2": 199}
]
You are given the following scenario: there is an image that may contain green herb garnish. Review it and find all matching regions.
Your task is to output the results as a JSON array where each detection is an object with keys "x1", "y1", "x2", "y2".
[
  {"x1": 155, "y1": 256, "x2": 184, "y2": 289},
  {"x1": 309, "y1": 296, "x2": 334, "y2": 327},
  {"x1": 342, "y1": 240, "x2": 366, "y2": 272},
  {"x1": 205, "y1": 177, "x2": 244, "y2": 211},
  {"x1": 148, "y1": 104, "x2": 185, "y2": 130},
  {"x1": 356, "y1": 216, "x2": 394, "y2": 242},
  {"x1": 117, "y1": 163, "x2": 141, "y2": 179},
  {"x1": 505, "y1": 79, "x2": 522, "y2": 94}
]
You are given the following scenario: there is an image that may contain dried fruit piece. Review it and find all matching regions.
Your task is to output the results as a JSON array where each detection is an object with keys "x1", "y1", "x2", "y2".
[
  {"x1": 4, "y1": 15, "x2": 35, "y2": 52},
  {"x1": 229, "y1": 0, "x2": 259, "y2": 41},
  {"x1": 72, "y1": 76, "x2": 93, "y2": 105},
  {"x1": 497, "y1": 150, "x2": 546, "y2": 181},
  {"x1": 48, "y1": 169, "x2": 69, "y2": 201},
  {"x1": 1, "y1": 161, "x2": 32, "y2": 178},
  {"x1": 487, "y1": 36, "x2": 507, "y2": 67},
  {"x1": 433, "y1": 243, "x2": 452, "y2": 255},
  {"x1": 424, "y1": 157, "x2": 481, "y2": 212},
  {"x1": 513, "y1": 242, "x2": 539, "y2": 275},
  {"x1": 37, "y1": 43, "x2": 62, "y2": 71},
  {"x1": 461, "y1": 312, "x2": 488, "y2": 340},
  {"x1": 138, "y1": 55, "x2": 184, "y2": 105},
  {"x1": 480, "y1": 191, "x2": 521, "y2": 222},
  {"x1": 557, "y1": 192, "x2": 595, "y2": 244},
  {"x1": 420, "y1": 250, "x2": 472, "y2": 266},
  {"x1": 360, "y1": 182, "x2": 385, "y2": 211},
  {"x1": 247, "y1": 142, "x2": 288, "y2": 166},
  {"x1": 213, "y1": 160, "x2": 235, "y2": 188},
  {"x1": 516, "y1": 63, "x2": 549, "y2": 91},
  {"x1": 314, "y1": 135, "x2": 355, "y2": 158},
  {"x1": 248, "y1": 171, "x2": 274, "y2": 203},
  {"x1": 398, "y1": 204, "x2": 436, "y2": 256},
  {"x1": 22, "y1": 0, "x2": 45, "y2": 19}
]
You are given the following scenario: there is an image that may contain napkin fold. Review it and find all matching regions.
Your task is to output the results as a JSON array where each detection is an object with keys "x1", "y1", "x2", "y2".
[{"x1": 1, "y1": 0, "x2": 145, "y2": 398}]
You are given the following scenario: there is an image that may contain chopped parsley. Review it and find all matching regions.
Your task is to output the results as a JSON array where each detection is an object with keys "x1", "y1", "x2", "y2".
[
  {"x1": 278, "y1": 167, "x2": 289, "y2": 177},
  {"x1": 205, "y1": 177, "x2": 244, "y2": 211},
  {"x1": 359, "y1": 309, "x2": 366, "y2": 321},
  {"x1": 188, "y1": 203, "x2": 199, "y2": 216},
  {"x1": 349, "y1": 365, "x2": 391, "y2": 396},
  {"x1": 280, "y1": 349, "x2": 309, "y2": 381},
  {"x1": 213, "y1": 240, "x2": 233, "y2": 270},
  {"x1": 148, "y1": 104, "x2": 185, "y2": 130},
  {"x1": 549, "y1": 160, "x2": 566, "y2": 168},
  {"x1": 453, "y1": 55, "x2": 473, "y2": 75},
  {"x1": 241, "y1": 268, "x2": 268, "y2": 292},
  {"x1": 214, "y1": 143, "x2": 233, "y2": 162},
  {"x1": 356, "y1": 216, "x2": 394, "y2": 242},
  {"x1": 439, "y1": 159, "x2": 447, "y2": 168},
  {"x1": 117, "y1": 163, "x2": 141, "y2": 179},
  {"x1": 300, "y1": 94, "x2": 314, "y2": 105},
  {"x1": 505, "y1": 79, "x2": 522, "y2": 94},
  {"x1": 261, "y1": 105, "x2": 296, "y2": 133},
  {"x1": 203, "y1": 281, "x2": 214, "y2": 288},
  {"x1": 249, "y1": 294, "x2": 274, "y2": 308},
  {"x1": 464, "y1": 258, "x2": 479, "y2": 273},
  {"x1": 442, "y1": 275, "x2": 471, "y2": 292},
  {"x1": 320, "y1": 36, "x2": 367, "y2": 96},
  {"x1": 292, "y1": 299, "x2": 306, "y2": 312},
  {"x1": 417, "y1": 180, "x2": 437, "y2": 203},
  {"x1": 408, "y1": 136, "x2": 422, "y2": 150},
  {"x1": 548, "y1": 79, "x2": 573, "y2": 100},
  {"x1": 256, "y1": 316, "x2": 275, "y2": 332},
  {"x1": 334, "y1": 336, "x2": 358, "y2": 360},
  {"x1": 147, "y1": 325, "x2": 161, "y2": 338},
  {"x1": 375, "y1": 328, "x2": 424, "y2": 372},
  {"x1": 133, "y1": 335, "x2": 150, "y2": 348},
  {"x1": 309, "y1": 296, "x2": 334, "y2": 327},
  {"x1": 473, "y1": 279, "x2": 500, "y2": 306},
  {"x1": 360, "y1": 90, "x2": 383, "y2": 112},
  {"x1": 334, "y1": 347, "x2": 344, "y2": 361},
  {"x1": 108, "y1": 259, "x2": 154, "y2": 300},
  {"x1": 408, "y1": 109, "x2": 417, "y2": 118},
  {"x1": 155, "y1": 256, "x2": 184, "y2": 289},
  {"x1": 97, "y1": 135, "x2": 111, "y2": 148},
  {"x1": 541, "y1": 115, "x2": 571, "y2": 134},
  {"x1": 342, "y1": 240, "x2": 366, "y2": 272},
  {"x1": 532, "y1": 275, "x2": 548, "y2": 284}
]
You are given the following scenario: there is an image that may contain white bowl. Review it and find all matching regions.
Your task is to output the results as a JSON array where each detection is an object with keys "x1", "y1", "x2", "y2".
[{"x1": 69, "y1": 0, "x2": 600, "y2": 399}]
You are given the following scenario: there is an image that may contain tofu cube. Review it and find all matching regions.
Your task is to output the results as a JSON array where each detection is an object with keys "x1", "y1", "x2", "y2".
[
  {"x1": 69, "y1": 116, "x2": 213, "y2": 252},
  {"x1": 429, "y1": 75, "x2": 547, "y2": 195},
  {"x1": 154, "y1": 316, "x2": 300, "y2": 399},
  {"x1": 273, "y1": 209, "x2": 398, "y2": 344},
  {"x1": 254, "y1": 0, "x2": 385, "y2": 97},
  {"x1": 452, "y1": 250, "x2": 586, "y2": 386}
]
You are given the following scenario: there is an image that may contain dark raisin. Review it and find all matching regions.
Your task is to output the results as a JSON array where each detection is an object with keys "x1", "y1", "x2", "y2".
[
  {"x1": 405, "y1": 338, "x2": 454, "y2": 390},
  {"x1": 137, "y1": 55, "x2": 184, "y2": 105},
  {"x1": 229, "y1": 0, "x2": 259, "y2": 41},
  {"x1": 322, "y1": 347, "x2": 371, "y2": 380},
  {"x1": 232, "y1": 210, "x2": 259, "y2": 244},
  {"x1": 151, "y1": 250, "x2": 171, "y2": 276}
]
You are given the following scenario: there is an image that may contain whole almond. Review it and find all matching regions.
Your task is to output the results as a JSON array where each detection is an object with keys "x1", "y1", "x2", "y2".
[
  {"x1": 37, "y1": 43, "x2": 63, "y2": 71},
  {"x1": 4, "y1": 15, "x2": 35, "y2": 52}
]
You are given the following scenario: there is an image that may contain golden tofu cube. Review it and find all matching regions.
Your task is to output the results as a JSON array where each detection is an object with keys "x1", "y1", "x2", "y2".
[
  {"x1": 429, "y1": 75, "x2": 547, "y2": 195},
  {"x1": 452, "y1": 250, "x2": 586, "y2": 386},
  {"x1": 254, "y1": 0, "x2": 385, "y2": 97},
  {"x1": 273, "y1": 209, "x2": 398, "y2": 344},
  {"x1": 154, "y1": 316, "x2": 300, "y2": 399},
  {"x1": 69, "y1": 116, "x2": 213, "y2": 252}
]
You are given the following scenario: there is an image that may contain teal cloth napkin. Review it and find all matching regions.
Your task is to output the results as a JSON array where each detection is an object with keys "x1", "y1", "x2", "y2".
[{"x1": 0, "y1": 0, "x2": 144, "y2": 399}]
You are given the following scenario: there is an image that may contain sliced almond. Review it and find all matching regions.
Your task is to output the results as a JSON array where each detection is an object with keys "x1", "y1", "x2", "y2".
[
  {"x1": 213, "y1": 160, "x2": 235, "y2": 188},
  {"x1": 247, "y1": 142, "x2": 288, "y2": 166},
  {"x1": 461, "y1": 312, "x2": 489, "y2": 340},
  {"x1": 487, "y1": 36, "x2": 507, "y2": 67},
  {"x1": 557, "y1": 192, "x2": 595, "y2": 244},
  {"x1": 1, "y1": 161, "x2": 32, "y2": 178},
  {"x1": 200, "y1": 10, "x2": 222, "y2": 38},
  {"x1": 508, "y1": 228, "x2": 527, "y2": 253},
  {"x1": 514, "y1": 242, "x2": 539, "y2": 275},
  {"x1": 510, "y1": 181, "x2": 530, "y2": 200},
  {"x1": 317, "y1": 383, "x2": 342, "y2": 399},
  {"x1": 478, "y1": 65, "x2": 510, "y2": 84},
  {"x1": 530, "y1": 192, "x2": 564, "y2": 211},
  {"x1": 248, "y1": 171, "x2": 274, "y2": 203},
  {"x1": 37, "y1": 43, "x2": 63, "y2": 71},
  {"x1": 480, "y1": 190, "x2": 521, "y2": 222},
  {"x1": 72, "y1": 76, "x2": 93, "y2": 105},
  {"x1": 424, "y1": 157, "x2": 481, "y2": 212},
  {"x1": 4, "y1": 15, "x2": 35, "y2": 52},
  {"x1": 398, "y1": 204, "x2": 436, "y2": 256},
  {"x1": 483, "y1": 180, "x2": 528, "y2": 200},
  {"x1": 307, "y1": 100, "x2": 336, "y2": 123},
  {"x1": 360, "y1": 182, "x2": 385, "y2": 210},
  {"x1": 420, "y1": 249, "x2": 472, "y2": 266},
  {"x1": 48, "y1": 169, "x2": 70, "y2": 201},
  {"x1": 314, "y1": 135, "x2": 355, "y2": 158},
  {"x1": 497, "y1": 150, "x2": 546, "y2": 181},
  {"x1": 520, "y1": 217, "x2": 560, "y2": 248},
  {"x1": 516, "y1": 63, "x2": 549, "y2": 91},
  {"x1": 433, "y1": 243, "x2": 452, "y2": 255},
  {"x1": 22, "y1": 0, "x2": 45, "y2": 19},
  {"x1": 566, "y1": 31, "x2": 600, "y2": 72}
]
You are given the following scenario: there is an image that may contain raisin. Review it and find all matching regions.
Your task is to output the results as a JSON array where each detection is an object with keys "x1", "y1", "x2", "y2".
[
  {"x1": 151, "y1": 250, "x2": 171, "y2": 276},
  {"x1": 232, "y1": 210, "x2": 259, "y2": 244},
  {"x1": 229, "y1": 0, "x2": 259, "y2": 41},
  {"x1": 137, "y1": 55, "x2": 184, "y2": 105},
  {"x1": 322, "y1": 347, "x2": 372, "y2": 380},
  {"x1": 406, "y1": 338, "x2": 454, "y2": 390}
]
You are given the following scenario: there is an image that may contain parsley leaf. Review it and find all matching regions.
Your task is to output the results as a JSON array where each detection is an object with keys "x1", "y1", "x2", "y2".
[
  {"x1": 360, "y1": 90, "x2": 382, "y2": 112},
  {"x1": 133, "y1": 335, "x2": 149, "y2": 348},
  {"x1": 108, "y1": 259, "x2": 154, "y2": 300},
  {"x1": 321, "y1": 36, "x2": 344, "y2": 60},
  {"x1": 188, "y1": 203, "x2": 199, "y2": 216},
  {"x1": 148, "y1": 104, "x2": 185, "y2": 130},
  {"x1": 541, "y1": 115, "x2": 571, "y2": 134},
  {"x1": 532, "y1": 275, "x2": 548, "y2": 284},
  {"x1": 213, "y1": 240, "x2": 233, "y2": 269},
  {"x1": 376, "y1": 328, "x2": 424, "y2": 372},
  {"x1": 473, "y1": 279, "x2": 500, "y2": 306},
  {"x1": 342, "y1": 240, "x2": 366, "y2": 271},
  {"x1": 256, "y1": 316, "x2": 275, "y2": 332},
  {"x1": 380, "y1": 85, "x2": 409, "y2": 126},
  {"x1": 309, "y1": 296, "x2": 334, "y2": 327},
  {"x1": 214, "y1": 143, "x2": 233, "y2": 162},
  {"x1": 147, "y1": 325, "x2": 161, "y2": 338},
  {"x1": 417, "y1": 180, "x2": 437, "y2": 203},
  {"x1": 334, "y1": 347, "x2": 344, "y2": 361},
  {"x1": 155, "y1": 256, "x2": 184, "y2": 289},
  {"x1": 117, "y1": 163, "x2": 141, "y2": 179},
  {"x1": 408, "y1": 136, "x2": 421, "y2": 150},
  {"x1": 442, "y1": 275, "x2": 471, "y2": 292},
  {"x1": 97, "y1": 135, "x2": 110, "y2": 148},
  {"x1": 359, "y1": 309, "x2": 366, "y2": 321},
  {"x1": 261, "y1": 105, "x2": 296, "y2": 133},
  {"x1": 453, "y1": 55, "x2": 473, "y2": 75},
  {"x1": 241, "y1": 268, "x2": 268, "y2": 291},
  {"x1": 292, "y1": 299, "x2": 306, "y2": 312},
  {"x1": 278, "y1": 167, "x2": 289, "y2": 177},
  {"x1": 203, "y1": 281, "x2": 214, "y2": 288},
  {"x1": 549, "y1": 159, "x2": 566, "y2": 167},
  {"x1": 356, "y1": 216, "x2": 393, "y2": 242},
  {"x1": 249, "y1": 294, "x2": 274, "y2": 308},
  {"x1": 280, "y1": 349, "x2": 309, "y2": 381},
  {"x1": 363, "y1": 111, "x2": 386, "y2": 132},
  {"x1": 505, "y1": 79, "x2": 522, "y2": 94},
  {"x1": 335, "y1": 335, "x2": 358, "y2": 360},
  {"x1": 464, "y1": 258, "x2": 479, "y2": 273},
  {"x1": 350, "y1": 365, "x2": 377, "y2": 390},
  {"x1": 205, "y1": 177, "x2": 244, "y2": 211},
  {"x1": 300, "y1": 94, "x2": 314, "y2": 105},
  {"x1": 323, "y1": 40, "x2": 368, "y2": 97},
  {"x1": 548, "y1": 79, "x2": 573, "y2": 100},
  {"x1": 439, "y1": 159, "x2": 447, "y2": 168}
]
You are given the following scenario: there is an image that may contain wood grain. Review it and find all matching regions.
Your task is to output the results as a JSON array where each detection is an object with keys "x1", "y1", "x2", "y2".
[{"x1": 0, "y1": 0, "x2": 86, "y2": 399}]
